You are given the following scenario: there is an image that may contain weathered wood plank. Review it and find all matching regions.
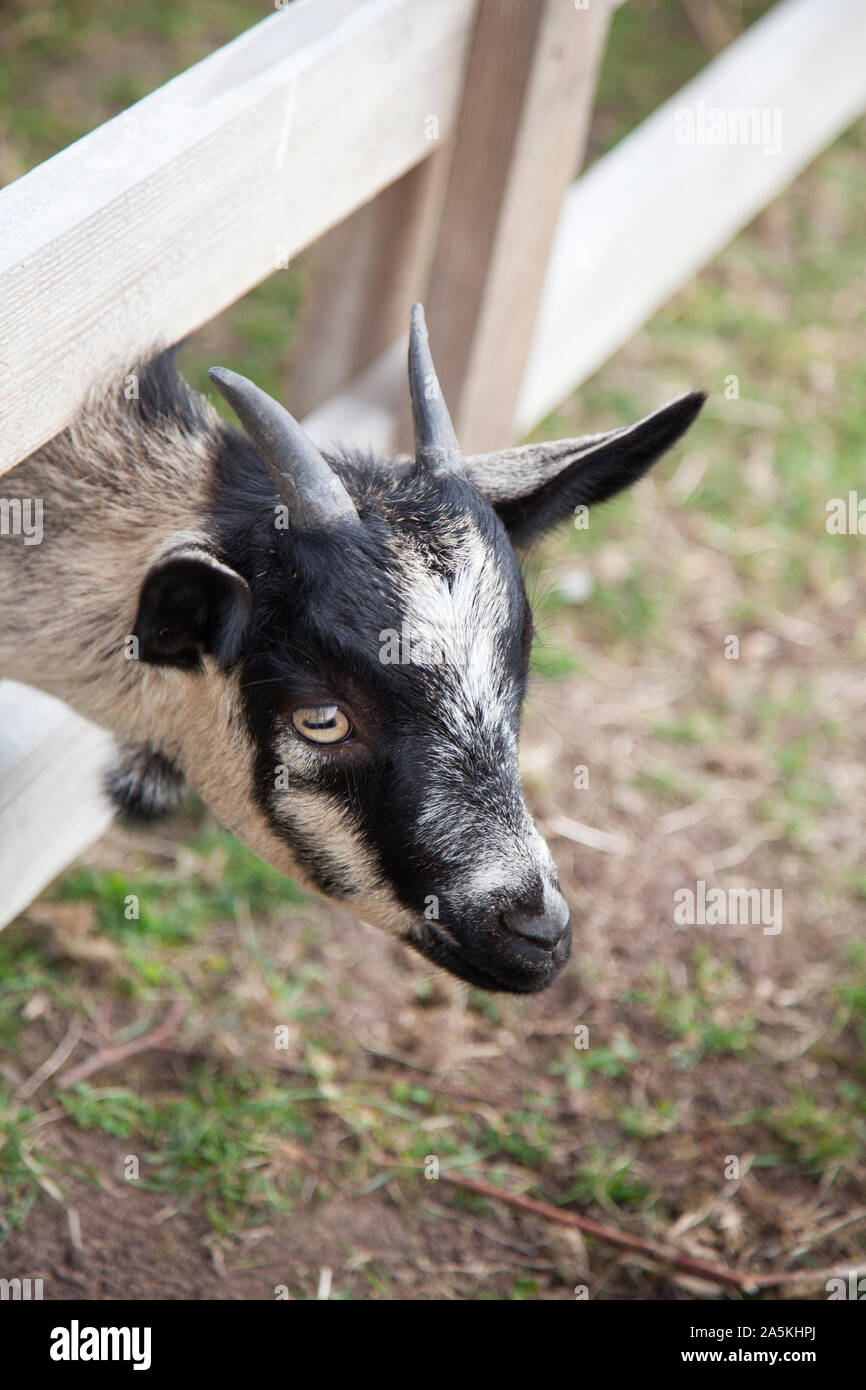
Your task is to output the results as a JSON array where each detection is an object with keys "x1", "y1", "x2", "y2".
[
  {"x1": 288, "y1": 154, "x2": 450, "y2": 420},
  {"x1": 421, "y1": 0, "x2": 613, "y2": 452},
  {"x1": 516, "y1": 0, "x2": 866, "y2": 431},
  {"x1": 303, "y1": 336, "x2": 408, "y2": 456},
  {"x1": 0, "y1": 0, "x2": 476, "y2": 473},
  {"x1": 0, "y1": 682, "x2": 114, "y2": 929},
  {"x1": 306, "y1": 0, "x2": 866, "y2": 454}
]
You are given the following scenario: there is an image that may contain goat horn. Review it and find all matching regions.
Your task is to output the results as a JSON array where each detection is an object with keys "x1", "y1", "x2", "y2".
[
  {"x1": 207, "y1": 367, "x2": 359, "y2": 530},
  {"x1": 408, "y1": 302, "x2": 462, "y2": 473}
]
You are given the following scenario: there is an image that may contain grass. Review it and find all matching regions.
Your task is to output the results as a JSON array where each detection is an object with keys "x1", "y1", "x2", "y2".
[
  {"x1": 0, "y1": 0, "x2": 264, "y2": 183},
  {"x1": 756, "y1": 1093, "x2": 865, "y2": 1173},
  {"x1": 0, "y1": 1090, "x2": 51, "y2": 1237},
  {"x1": 58, "y1": 1071, "x2": 312, "y2": 1233}
]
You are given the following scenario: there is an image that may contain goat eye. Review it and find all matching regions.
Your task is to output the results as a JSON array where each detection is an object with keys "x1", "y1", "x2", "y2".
[{"x1": 291, "y1": 705, "x2": 351, "y2": 745}]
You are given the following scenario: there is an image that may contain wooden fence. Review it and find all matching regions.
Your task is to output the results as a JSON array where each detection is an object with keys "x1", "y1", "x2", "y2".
[{"x1": 1, "y1": 0, "x2": 865, "y2": 927}]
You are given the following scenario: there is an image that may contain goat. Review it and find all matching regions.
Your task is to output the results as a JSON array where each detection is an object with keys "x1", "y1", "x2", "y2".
[{"x1": 0, "y1": 305, "x2": 704, "y2": 992}]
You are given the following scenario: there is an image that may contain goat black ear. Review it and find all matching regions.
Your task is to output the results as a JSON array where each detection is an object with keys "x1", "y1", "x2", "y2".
[
  {"x1": 464, "y1": 392, "x2": 706, "y2": 548},
  {"x1": 133, "y1": 548, "x2": 251, "y2": 670}
]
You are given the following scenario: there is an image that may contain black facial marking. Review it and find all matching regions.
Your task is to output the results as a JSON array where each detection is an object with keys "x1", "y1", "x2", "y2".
[{"x1": 200, "y1": 417, "x2": 531, "y2": 915}]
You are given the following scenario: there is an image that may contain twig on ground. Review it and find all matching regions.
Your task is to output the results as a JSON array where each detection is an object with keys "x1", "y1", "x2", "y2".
[
  {"x1": 160, "y1": 1039, "x2": 515, "y2": 1107},
  {"x1": 440, "y1": 1172, "x2": 866, "y2": 1294},
  {"x1": 56, "y1": 1000, "x2": 187, "y2": 1090},
  {"x1": 17, "y1": 1016, "x2": 84, "y2": 1098}
]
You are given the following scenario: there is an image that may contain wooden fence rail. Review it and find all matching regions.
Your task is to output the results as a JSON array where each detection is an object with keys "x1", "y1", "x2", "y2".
[
  {"x1": 0, "y1": 0, "x2": 477, "y2": 474},
  {"x1": 302, "y1": 0, "x2": 866, "y2": 454}
]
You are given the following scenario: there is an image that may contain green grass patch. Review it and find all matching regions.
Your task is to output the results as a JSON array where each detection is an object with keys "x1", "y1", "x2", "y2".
[{"x1": 58, "y1": 1070, "x2": 313, "y2": 1234}]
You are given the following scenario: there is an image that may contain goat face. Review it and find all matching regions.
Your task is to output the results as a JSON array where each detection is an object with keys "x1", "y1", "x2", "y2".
[
  {"x1": 130, "y1": 306, "x2": 704, "y2": 993},
  {"x1": 239, "y1": 472, "x2": 565, "y2": 994}
]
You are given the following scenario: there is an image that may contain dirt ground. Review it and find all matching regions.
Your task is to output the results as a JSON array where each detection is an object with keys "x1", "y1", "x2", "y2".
[{"x1": 2, "y1": 1124, "x2": 606, "y2": 1302}]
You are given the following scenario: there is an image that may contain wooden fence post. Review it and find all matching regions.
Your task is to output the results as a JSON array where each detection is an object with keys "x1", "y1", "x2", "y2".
[
  {"x1": 421, "y1": 0, "x2": 613, "y2": 453},
  {"x1": 288, "y1": 155, "x2": 451, "y2": 419}
]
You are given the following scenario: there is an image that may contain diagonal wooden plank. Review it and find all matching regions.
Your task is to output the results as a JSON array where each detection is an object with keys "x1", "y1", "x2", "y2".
[
  {"x1": 0, "y1": 682, "x2": 114, "y2": 929},
  {"x1": 516, "y1": 0, "x2": 866, "y2": 430},
  {"x1": 0, "y1": 0, "x2": 476, "y2": 474}
]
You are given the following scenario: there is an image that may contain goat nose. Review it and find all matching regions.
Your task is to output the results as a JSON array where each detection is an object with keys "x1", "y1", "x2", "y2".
[{"x1": 503, "y1": 890, "x2": 570, "y2": 950}]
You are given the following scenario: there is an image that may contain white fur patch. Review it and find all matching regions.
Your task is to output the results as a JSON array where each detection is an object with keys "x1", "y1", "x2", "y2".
[{"x1": 388, "y1": 514, "x2": 554, "y2": 900}]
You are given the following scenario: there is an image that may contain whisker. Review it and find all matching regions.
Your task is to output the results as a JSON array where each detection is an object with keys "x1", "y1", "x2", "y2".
[{"x1": 238, "y1": 676, "x2": 290, "y2": 689}]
